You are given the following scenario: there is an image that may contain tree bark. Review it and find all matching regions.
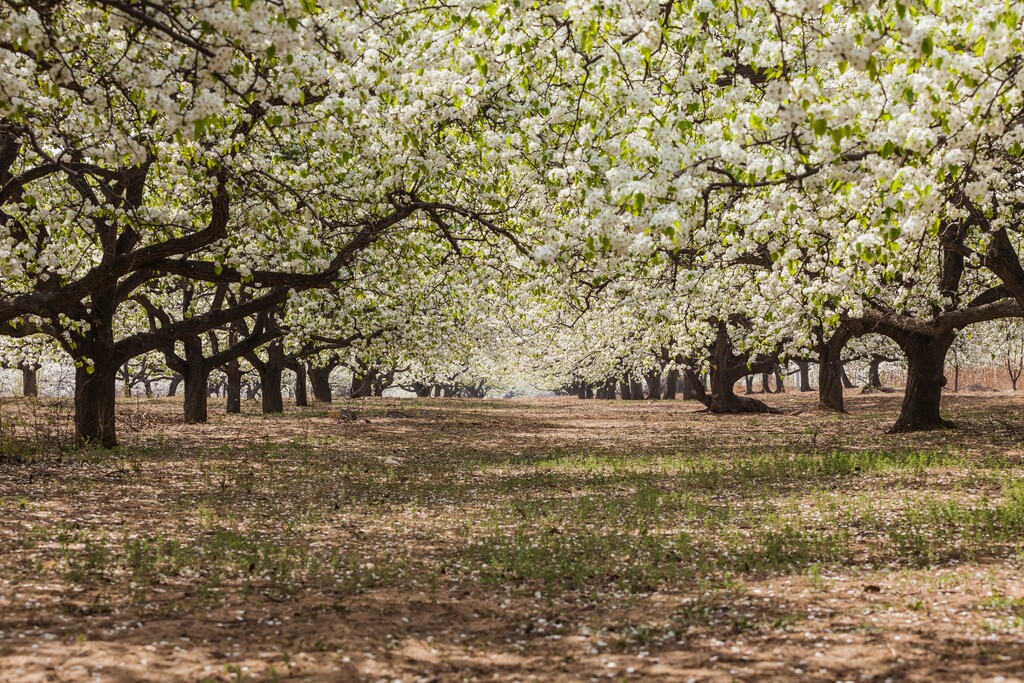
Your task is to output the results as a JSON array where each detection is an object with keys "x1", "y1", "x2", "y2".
[
  {"x1": 817, "y1": 327, "x2": 851, "y2": 412},
  {"x1": 122, "y1": 363, "x2": 133, "y2": 398},
  {"x1": 683, "y1": 368, "x2": 706, "y2": 404},
  {"x1": 259, "y1": 343, "x2": 285, "y2": 414},
  {"x1": 664, "y1": 368, "x2": 679, "y2": 400},
  {"x1": 794, "y1": 360, "x2": 812, "y2": 392},
  {"x1": 868, "y1": 356, "x2": 884, "y2": 390},
  {"x1": 74, "y1": 360, "x2": 118, "y2": 447},
  {"x1": 182, "y1": 339, "x2": 211, "y2": 424},
  {"x1": 840, "y1": 365, "x2": 856, "y2": 389},
  {"x1": 225, "y1": 360, "x2": 242, "y2": 414},
  {"x1": 708, "y1": 324, "x2": 775, "y2": 414},
  {"x1": 20, "y1": 363, "x2": 38, "y2": 398},
  {"x1": 294, "y1": 363, "x2": 308, "y2": 407},
  {"x1": 619, "y1": 376, "x2": 632, "y2": 400},
  {"x1": 167, "y1": 373, "x2": 183, "y2": 397},
  {"x1": 309, "y1": 365, "x2": 334, "y2": 403},
  {"x1": 73, "y1": 291, "x2": 120, "y2": 447},
  {"x1": 645, "y1": 369, "x2": 661, "y2": 400},
  {"x1": 351, "y1": 367, "x2": 375, "y2": 398},
  {"x1": 889, "y1": 332, "x2": 956, "y2": 433},
  {"x1": 629, "y1": 378, "x2": 644, "y2": 400},
  {"x1": 182, "y1": 363, "x2": 211, "y2": 424}
]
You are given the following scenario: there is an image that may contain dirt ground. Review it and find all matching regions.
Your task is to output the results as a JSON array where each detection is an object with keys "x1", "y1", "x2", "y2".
[{"x1": 1, "y1": 391, "x2": 1024, "y2": 682}]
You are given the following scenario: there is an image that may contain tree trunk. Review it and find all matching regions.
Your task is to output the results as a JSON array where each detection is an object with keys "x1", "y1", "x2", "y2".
[
  {"x1": 245, "y1": 380, "x2": 260, "y2": 401},
  {"x1": 817, "y1": 328, "x2": 851, "y2": 412},
  {"x1": 664, "y1": 368, "x2": 679, "y2": 400},
  {"x1": 629, "y1": 378, "x2": 644, "y2": 400},
  {"x1": 20, "y1": 364, "x2": 38, "y2": 398},
  {"x1": 795, "y1": 360, "x2": 812, "y2": 392},
  {"x1": 760, "y1": 372, "x2": 772, "y2": 394},
  {"x1": 744, "y1": 375, "x2": 754, "y2": 394},
  {"x1": 774, "y1": 366, "x2": 785, "y2": 393},
  {"x1": 74, "y1": 360, "x2": 118, "y2": 447},
  {"x1": 260, "y1": 343, "x2": 285, "y2": 414},
  {"x1": 868, "y1": 357, "x2": 884, "y2": 390},
  {"x1": 181, "y1": 339, "x2": 211, "y2": 424},
  {"x1": 682, "y1": 368, "x2": 706, "y2": 404},
  {"x1": 183, "y1": 363, "x2": 211, "y2": 424},
  {"x1": 309, "y1": 365, "x2": 333, "y2": 403},
  {"x1": 708, "y1": 325, "x2": 774, "y2": 414},
  {"x1": 294, "y1": 364, "x2": 308, "y2": 407},
  {"x1": 645, "y1": 369, "x2": 661, "y2": 400},
  {"x1": 167, "y1": 373, "x2": 183, "y2": 397},
  {"x1": 122, "y1": 363, "x2": 132, "y2": 398},
  {"x1": 225, "y1": 361, "x2": 242, "y2": 414},
  {"x1": 889, "y1": 332, "x2": 956, "y2": 433},
  {"x1": 74, "y1": 291, "x2": 120, "y2": 447},
  {"x1": 351, "y1": 368, "x2": 375, "y2": 398},
  {"x1": 840, "y1": 365, "x2": 856, "y2": 389},
  {"x1": 619, "y1": 376, "x2": 632, "y2": 400}
]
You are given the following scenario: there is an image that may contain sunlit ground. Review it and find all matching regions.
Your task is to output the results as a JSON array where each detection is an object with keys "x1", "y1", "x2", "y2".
[{"x1": 1, "y1": 391, "x2": 1023, "y2": 682}]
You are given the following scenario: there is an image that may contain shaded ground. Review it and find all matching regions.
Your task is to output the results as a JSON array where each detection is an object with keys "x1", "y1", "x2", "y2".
[{"x1": 1, "y1": 391, "x2": 1024, "y2": 682}]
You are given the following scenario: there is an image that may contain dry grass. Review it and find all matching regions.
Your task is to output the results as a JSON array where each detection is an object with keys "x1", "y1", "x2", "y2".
[{"x1": 1, "y1": 391, "x2": 1024, "y2": 682}]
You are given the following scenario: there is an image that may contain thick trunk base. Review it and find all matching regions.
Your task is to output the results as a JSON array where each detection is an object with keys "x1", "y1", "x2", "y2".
[
  {"x1": 294, "y1": 364, "x2": 308, "y2": 407},
  {"x1": 225, "y1": 363, "x2": 242, "y2": 414},
  {"x1": 817, "y1": 330, "x2": 850, "y2": 412},
  {"x1": 21, "y1": 365, "x2": 38, "y2": 398},
  {"x1": 75, "y1": 363, "x2": 118, "y2": 448},
  {"x1": 261, "y1": 366, "x2": 284, "y2": 413},
  {"x1": 183, "y1": 367, "x2": 210, "y2": 424},
  {"x1": 709, "y1": 392, "x2": 777, "y2": 414},
  {"x1": 888, "y1": 333, "x2": 955, "y2": 433},
  {"x1": 309, "y1": 366, "x2": 333, "y2": 403}
]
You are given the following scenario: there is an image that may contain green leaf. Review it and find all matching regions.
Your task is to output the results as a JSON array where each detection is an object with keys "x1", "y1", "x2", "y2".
[
  {"x1": 812, "y1": 118, "x2": 828, "y2": 136},
  {"x1": 921, "y1": 35, "x2": 933, "y2": 57}
]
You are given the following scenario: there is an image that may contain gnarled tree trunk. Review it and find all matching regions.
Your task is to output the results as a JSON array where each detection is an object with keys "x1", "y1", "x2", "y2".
[
  {"x1": 707, "y1": 324, "x2": 775, "y2": 414},
  {"x1": 889, "y1": 332, "x2": 956, "y2": 433},
  {"x1": 683, "y1": 368, "x2": 706, "y2": 404},
  {"x1": 817, "y1": 327, "x2": 851, "y2": 412},
  {"x1": 74, "y1": 358, "x2": 118, "y2": 448},
  {"x1": 182, "y1": 340, "x2": 211, "y2": 424},
  {"x1": 794, "y1": 360, "x2": 812, "y2": 392},
  {"x1": 73, "y1": 292, "x2": 120, "y2": 447},
  {"x1": 309, "y1": 365, "x2": 334, "y2": 403},
  {"x1": 259, "y1": 342, "x2": 285, "y2": 414},
  {"x1": 664, "y1": 368, "x2": 679, "y2": 400},
  {"x1": 645, "y1": 368, "x2": 661, "y2": 400},
  {"x1": 629, "y1": 378, "x2": 644, "y2": 401},
  {"x1": 225, "y1": 361, "x2": 242, "y2": 413},
  {"x1": 20, "y1": 363, "x2": 38, "y2": 398},
  {"x1": 293, "y1": 363, "x2": 308, "y2": 407},
  {"x1": 868, "y1": 356, "x2": 885, "y2": 390}
]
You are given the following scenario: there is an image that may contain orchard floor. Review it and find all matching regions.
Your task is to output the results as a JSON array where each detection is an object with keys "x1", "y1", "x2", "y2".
[{"x1": 2, "y1": 391, "x2": 1024, "y2": 682}]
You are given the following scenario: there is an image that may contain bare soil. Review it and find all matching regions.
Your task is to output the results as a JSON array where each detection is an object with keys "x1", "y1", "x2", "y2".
[{"x1": 1, "y1": 391, "x2": 1023, "y2": 682}]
